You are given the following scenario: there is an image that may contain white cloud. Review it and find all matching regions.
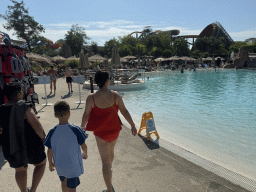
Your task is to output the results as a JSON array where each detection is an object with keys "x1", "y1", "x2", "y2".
[
  {"x1": 1, "y1": 19, "x2": 256, "y2": 45},
  {"x1": 229, "y1": 30, "x2": 256, "y2": 41}
]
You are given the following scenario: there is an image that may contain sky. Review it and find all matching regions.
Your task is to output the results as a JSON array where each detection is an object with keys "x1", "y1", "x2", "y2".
[{"x1": 0, "y1": 0, "x2": 256, "y2": 46}]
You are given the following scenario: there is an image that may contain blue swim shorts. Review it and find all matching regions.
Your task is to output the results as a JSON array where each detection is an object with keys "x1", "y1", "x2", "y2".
[{"x1": 59, "y1": 176, "x2": 80, "y2": 189}]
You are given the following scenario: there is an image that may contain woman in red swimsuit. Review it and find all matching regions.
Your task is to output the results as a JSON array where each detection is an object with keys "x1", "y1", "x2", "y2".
[{"x1": 81, "y1": 70, "x2": 137, "y2": 192}]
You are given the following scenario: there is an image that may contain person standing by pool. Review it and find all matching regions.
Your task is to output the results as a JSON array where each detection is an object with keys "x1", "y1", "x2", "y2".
[
  {"x1": 81, "y1": 70, "x2": 137, "y2": 192},
  {"x1": 63, "y1": 66, "x2": 73, "y2": 94},
  {"x1": 47, "y1": 66, "x2": 58, "y2": 95}
]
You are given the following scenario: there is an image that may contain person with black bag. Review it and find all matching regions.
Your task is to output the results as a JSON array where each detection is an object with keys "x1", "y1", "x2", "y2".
[{"x1": 0, "y1": 82, "x2": 46, "y2": 192}]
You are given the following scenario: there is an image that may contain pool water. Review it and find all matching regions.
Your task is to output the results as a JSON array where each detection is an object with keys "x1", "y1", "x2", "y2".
[{"x1": 120, "y1": 68, "x2": 256, "y2": 182}]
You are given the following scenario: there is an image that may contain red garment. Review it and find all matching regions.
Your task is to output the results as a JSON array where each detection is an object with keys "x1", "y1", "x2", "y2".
[{"x1": 86, "y1": 93, "x2": 122, "y2": 141}]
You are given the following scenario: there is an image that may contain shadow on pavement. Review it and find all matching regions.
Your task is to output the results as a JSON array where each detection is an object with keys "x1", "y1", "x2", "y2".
[
  {"x1": 138, "y1": 134, "x2": 160, "y2": 150},
  {"x1": 61, "y1": 93, "x2": 72, "y2": 99},
  {"x1": 37, "y1": 105, "x2": 47, "y2": 114},
  {"x1": 0, "y1": 147, "x2": 7, "y2": 170},
  {"x1": 71, "y1": 103, "x2": 83, "y2": 110},
  {"x1": 42, "y1": 94, "x2": 55, "y2": 100}
]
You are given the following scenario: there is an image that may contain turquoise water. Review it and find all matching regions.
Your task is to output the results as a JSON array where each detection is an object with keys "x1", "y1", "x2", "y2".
[{"x1": 120, "y1": 69, "x2": 256, "y2": 181}]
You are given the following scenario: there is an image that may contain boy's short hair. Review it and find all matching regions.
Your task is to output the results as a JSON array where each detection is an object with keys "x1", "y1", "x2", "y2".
[{"x1": 54, "y1": 101, "x2": 70, "y2": 117}]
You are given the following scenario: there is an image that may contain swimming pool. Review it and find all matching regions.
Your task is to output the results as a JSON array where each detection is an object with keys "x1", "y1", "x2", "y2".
[{"x1": 119, "y1": 68, "x2": 256, "y2": 187}]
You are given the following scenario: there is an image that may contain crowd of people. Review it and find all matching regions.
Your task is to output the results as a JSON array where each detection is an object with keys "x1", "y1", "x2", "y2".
[{"x1": 0, "y1": 70, "x2": 137, "y2": 192}]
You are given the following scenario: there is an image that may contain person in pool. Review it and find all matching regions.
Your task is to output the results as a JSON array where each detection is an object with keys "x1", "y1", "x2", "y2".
[{"x1": 81, "y1": 70, "x2": 137, "y2": 192}]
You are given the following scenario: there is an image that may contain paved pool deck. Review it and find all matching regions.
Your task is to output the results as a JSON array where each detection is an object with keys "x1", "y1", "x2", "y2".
[{"x1": 0, "y1": 78, "x2": 249, "y2": 192}]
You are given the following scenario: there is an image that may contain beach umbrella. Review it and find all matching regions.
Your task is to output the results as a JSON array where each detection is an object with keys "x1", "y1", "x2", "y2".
[
  {"x1": 216, "y1": 56, "x2": 225, "y2": 60},
  {"x1": 203, "y1": 57, "x2": 212, "y2": 61},
  {"x1": 212, "y1": 56, "x2": 215, "y2": 66},
  {"x1": 26, "y1": 53, "x2": 53, "y2": 65},
  {"x1": 199, "y1": 56, "x2": 203, "y2": 64},
  {"x1": 138, "y1": 57, "x2": 141, "y2": 65},
  {"x1": 79, "y1": 51, "x2": 85, "y2": 69},
  {"x1": 84, "y1": 53, "x2": 89, "y2": 69},
  {"x1": 67, "y1": 56, "x2": 80, "y2": 61},
  {"x1": 154, "y1": 57, "x2": 166, "y2": 62},
  {"x1": 146, "y1": 57, "x2": 150, "y2": 65},
  {"x1": 88, "y1": 54, "x2": 107, "y2": 62},
  {"x1": 111, "y1": 44, "x2": 120, "y2": 70},
  {"x1": 167, "y1": 56, "x2": 180, "y2": 61},
  {"x1": 52, "y1": 55, "x2": 66, "y2": 62},
  {"x1": 122, "y1": 55, "x2": 137, "y2": 59}
]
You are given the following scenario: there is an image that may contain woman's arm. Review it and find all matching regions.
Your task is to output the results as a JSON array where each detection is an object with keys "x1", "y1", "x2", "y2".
[
  {"x1": 81, "y1": 95, "x2": 93, "y2": 129},
  {"x1": 25, "y1": 107, "x2": 45, "y2": 139},
  {"x1": 115, "y1": 92, "x2": 137, "y2": 136}
]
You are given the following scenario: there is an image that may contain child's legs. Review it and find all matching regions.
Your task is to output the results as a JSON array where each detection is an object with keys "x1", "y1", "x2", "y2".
[
  {"x1": 60, "y1": 177, "x2": 79, "y2": 192},
  {"x1": 61, "y1": 178, "x2": 68, "y2": 192}
]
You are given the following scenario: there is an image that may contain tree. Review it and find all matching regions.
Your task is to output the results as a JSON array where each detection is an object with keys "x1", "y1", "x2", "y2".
[
  {"x1": 229, "y1": 41, "x2": 247, "y2": 53},
  {"x1": 194, "y1": 36, "x2": 228, "y2": 56},
  {"x1": 65, "y1": 24, "x2": 90, "y2": 56},
  {"x1": 91, "y1": 41, "x2": 99, "y2": 55},
  {"x1": 104, "y1": 38, "x2": 120, "y2": 58},
  {"x1": 173, "y1": 38, "x2": 190, "y2": 56},
  {"x1": 60, "y1": 44, "x2": 72, "y2": 58},
  {"x1": 0, "y1": 0, "x2": 45, "y2": 52}
]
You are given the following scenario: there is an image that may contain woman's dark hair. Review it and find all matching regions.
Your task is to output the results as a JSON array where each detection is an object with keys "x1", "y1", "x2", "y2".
[
  {"x1": 3, "y1": 82, "x2": 23, "y2": 101},
  {"x1": 51, "y1": 66, "x2": 54, "y2": 69},
  {"x1": 95, "y1": 70, "x2": 109, "y2": 88}
]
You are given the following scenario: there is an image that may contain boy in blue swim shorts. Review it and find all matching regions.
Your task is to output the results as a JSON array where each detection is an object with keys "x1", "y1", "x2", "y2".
[{"x1": 44, "y1": 101, "x2": 88, "y2": 192}]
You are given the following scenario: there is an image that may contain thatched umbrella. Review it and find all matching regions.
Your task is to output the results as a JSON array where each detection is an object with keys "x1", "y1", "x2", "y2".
[
  {"x1": 122, "y1": 55, "x2": 137, "y2": 59},
  {"x1": 203, "y1": 57, "x2": 213, "y2": 61},
  {"x1": 199, "y1": 56, "x2": 203, "y2": 64},
  {"x1": 88, "y1": 54, "x2": 107, "y2": 62},
  {"x1": 154, "y1": 57, "x2": 166, "y2": 62},
  {"x1": 167, "y1": 56, "x2": 179, "y2": 61},
  {"x1": 26, "y1": 53, "x2": 53, "y2": 68},
  {"x1": 79, "y1": 51, "x2": 85, "y2": 69},
  {"x1": 67, "y1": 56, "x2": 80, "y2": 61},
  {"x1": 84, "y1": 53, "x2": 89, "y2": 69},
  {"x1": 212, "y1": 56, "x2": 215, "y2": 66},
  {"x1": 111, "y1": 44, "x2": 120, "y2": 71},
  {"x1": 51, "y1": 55, "x2": 66, "y2": 64},
  {"x1": 138, "y1": 57, "x2": 141, "y2": 65}
]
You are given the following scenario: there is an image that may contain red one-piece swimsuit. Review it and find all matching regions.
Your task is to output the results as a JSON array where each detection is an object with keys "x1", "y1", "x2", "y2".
[{"x1": 86, "y1": 92, "x2": 122, "y2": 141}]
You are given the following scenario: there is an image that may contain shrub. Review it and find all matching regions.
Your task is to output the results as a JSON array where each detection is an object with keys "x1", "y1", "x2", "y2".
[{"x1": 66, "y1": 60, "x2": 79, "y2": 69}]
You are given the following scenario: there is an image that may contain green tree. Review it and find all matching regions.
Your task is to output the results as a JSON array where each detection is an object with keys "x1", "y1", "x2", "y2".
[
  {"x1": 91, "y1": 41, "x2": 99, "y2": 54},
  {"x1": 173, "y1": 38, "x2": 190, "y2": 56},
  {"x1": 229, "y1": 41, "x2": 247, "y2": 53},
  {"x1": 135, "y1": 43, "x2": 146, "y2": 56},
  {"x1": 65, "y1": 24, "x2": 90, "y2": 56},
  {"x1": 195, "y1": 36, "x2": 228, "y2": 56},
  {"x1": 60, "y1": 43, "x2": 72, "y2": 58},
  {"x1": 104, "y1": 38, "x2": 120, "y2": 58},
  {"x1": 0, "y1": 0, "x2": 45, "y2": 52}
]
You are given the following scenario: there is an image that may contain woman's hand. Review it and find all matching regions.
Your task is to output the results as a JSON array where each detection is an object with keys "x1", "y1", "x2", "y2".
[{"x1": 131, "y1": 126, "x2": 137, "y2": 136}]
